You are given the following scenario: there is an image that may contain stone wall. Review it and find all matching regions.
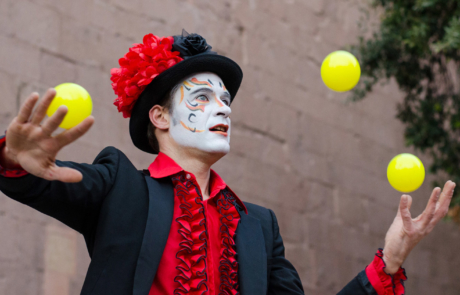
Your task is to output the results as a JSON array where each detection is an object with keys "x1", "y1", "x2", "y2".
[{"x1": 1, "y1": 0, "x2": 459, "y2": 294}]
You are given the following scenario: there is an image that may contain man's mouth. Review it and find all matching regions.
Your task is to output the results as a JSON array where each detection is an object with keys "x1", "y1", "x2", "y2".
[{"x1": 209, "y1": 124, "x2": 229, "y2": 136}]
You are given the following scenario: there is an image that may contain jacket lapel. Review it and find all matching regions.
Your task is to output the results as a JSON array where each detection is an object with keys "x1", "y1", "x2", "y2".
[
  {"x1": 133, "y1": 175, "x2": 174, "y2": 295},
  {"x1": 236, "y1": 211, "x2": 267, "y2": 295}
]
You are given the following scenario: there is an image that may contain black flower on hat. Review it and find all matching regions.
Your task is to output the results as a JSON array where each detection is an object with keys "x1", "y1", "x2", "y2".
[{"x1": 172, "y1": 29, "x2": 217, "y2": 59}]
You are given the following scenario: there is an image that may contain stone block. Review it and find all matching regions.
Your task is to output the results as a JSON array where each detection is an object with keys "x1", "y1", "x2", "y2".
[
  {"x1": 43, "y1": 272, "x2": 70, "y2": 295},
  {"x1": 0, "y1": 35, "x2": 40, "y2": 80},
  {"x1": 306, "y1": 217, "x2": 342, "y2": 249},
  {"x1": 0, "y1": 212, "x2": 46, "y2": 267},
  {"x1": 0, "y1": 70, "x2": 19, "y2": 123},
  {"x1": 303, "y1": 181, "x2": 334, "y2": 218},
  {"x1": 271, "y1": 206, "x2": 307, "y2": 244},
  {"x1": 39, "y1": 51, "x2": 77, "y2": 86},
  {"x1": 403, "y1": 248, "x2": 431, "y2": 279},
  {"x1": 367, "y1": 200, "x2": 396, "y2": 238},
  {"x1": 266, "y1": 101, "x2": 300, "y2": 143},
  {"x1": 336, "y1": 188, "x2": 368, "y2": 229},
  {"x1": 230, "y1": 90, "x2": 272, "y2": 133},
  {"x1": 2, "y1": 193, "x2": 51, "y2": 225},
  {"x1": 284, "y1": 243, "x2": 316, "y2": 287},
  {"x1": 1, "y1": 0, "x2": 60, "y2": 52},
  {"x1": 44, "y1": 224, "x2": 77, "y2": 275},
  {"x1": 89, "y1": 0, "x2": 164, "y2": 40},
  {"x1": 294, "y1": 114, "x2": 334, "y2": 156},
  {"x1": 138, "y1": 0, "x2": 183, "y2": 23},
  {"x1": 331, "y1": 162, "x2": 397, "y2": 208},
  {"x1": 0, "y1": 260, "x2": 42, "y2": 295},
  {"x1": 75, "y1": 64, "x2": 113, "y2": 105},
  {"x1": 312, "y1": 244, "x2": 340, "y2": 292},
  {"x1": 31, "y1": 0, "x2": 93, "y2": 23},
  {"x1": 302, "y1": 0, "x2": 327, "y2": 15},
  {"x1": 288, "y1": 148, "x2": 333, "y2": 185},
  {"x1": 59, "y1": 19, "x2": 103, "y2": 66},
  {"x1": 335, "y1": 227, "x2": 375, "y2": 261}
]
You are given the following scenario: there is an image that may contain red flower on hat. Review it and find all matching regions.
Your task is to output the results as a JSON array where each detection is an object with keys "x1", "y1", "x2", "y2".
[{"x1": 110, "y1": 34, "x2": 183, "y2": 118}]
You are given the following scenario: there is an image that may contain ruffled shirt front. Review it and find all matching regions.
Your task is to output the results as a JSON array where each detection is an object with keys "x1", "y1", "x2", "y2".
[{"x1": 148, "y1": 152, "x2": 246, "y2": 295}]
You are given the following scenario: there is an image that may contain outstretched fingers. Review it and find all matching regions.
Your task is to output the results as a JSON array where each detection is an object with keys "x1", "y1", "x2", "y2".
[
  {"x1": 419, "y1": 187, "x2": 441, "y2": 227},
  {"x1": 55, "y1": 116, "x2": 94, "y2": 148},
  {"x1": 16, "y1": 92, "x2": 39, "y2": 123},
  {"x1": 399, "y1": 195, "x2": 414, "y2": 231},
  {"x1": 429, "y1": 181, "x2": 456, "y2": 228},
  {"x1": 31, "y1": 88, "x2": 57, "y2": 125},
  {"x1": 41, "y1": 105, "x2": 68, "y2": 135}
]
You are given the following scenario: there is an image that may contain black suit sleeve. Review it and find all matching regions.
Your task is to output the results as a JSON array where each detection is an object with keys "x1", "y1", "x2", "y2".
[
  {"x1": 337, "y1": 270, "x2": 378, "y2": 295},
  {"x1": 267, "y1": 209, "x2": 305, "y2": 294},
  {"x1": 0, "y1": 146, "x2": 120, "y2": 235}
]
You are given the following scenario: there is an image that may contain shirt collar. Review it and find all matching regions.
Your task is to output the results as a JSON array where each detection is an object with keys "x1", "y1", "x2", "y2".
[
  {"x1": 148, "y1": 152, "x2": 247, "y2": 214},
  {"x1": 148, "y1": 152, "x2": 183, "y2": 178}
]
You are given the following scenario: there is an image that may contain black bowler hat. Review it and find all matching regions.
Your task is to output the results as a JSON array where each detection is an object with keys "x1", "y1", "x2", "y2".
[{"x1": 110, "y1": 30, "x2": 243, "y2": 154}]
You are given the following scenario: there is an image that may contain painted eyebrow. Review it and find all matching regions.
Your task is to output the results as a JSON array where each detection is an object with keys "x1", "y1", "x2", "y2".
[
  {"x1": 190, "y1": 87, "x2": 232, "y2": 100},
  {"x1": 190, "y1": 87, "x2": 214, "y2": 96}
]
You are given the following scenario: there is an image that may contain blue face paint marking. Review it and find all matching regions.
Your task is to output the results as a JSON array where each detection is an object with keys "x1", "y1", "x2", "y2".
[{"x1": 188, "y1": 113, "x2": 197, "y2": 123}]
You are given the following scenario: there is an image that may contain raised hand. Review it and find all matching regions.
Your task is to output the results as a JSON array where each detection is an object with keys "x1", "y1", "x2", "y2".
[
  {"x1": 1, "y1": 89, "x2": 94, "y2": 183},
  {"x1": 382, "y1": 180, "x2": 456, "y2": 274}
]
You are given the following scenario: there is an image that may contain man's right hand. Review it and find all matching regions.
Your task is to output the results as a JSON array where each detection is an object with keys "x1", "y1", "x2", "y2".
[{"x1": 1, "y1": 88, "x2": 94, "y2": 183}]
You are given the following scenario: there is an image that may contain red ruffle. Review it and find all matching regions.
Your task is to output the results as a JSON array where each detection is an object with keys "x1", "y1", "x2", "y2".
[
  {"x1": 366, "y1": 248, "x2": 407, "y2": 295},
  {"x1": 216, "y1": 190, "x2": 240, "y2": 294},
  {"x1": 0, "y1": 135, "x2": 28, "y2": 178},
  {"x1": 173, "y1": 177, "x2": 209, "y2": 294},
  {"x1": 171, "y1": 175, "x2": 240, "y2": 295}
]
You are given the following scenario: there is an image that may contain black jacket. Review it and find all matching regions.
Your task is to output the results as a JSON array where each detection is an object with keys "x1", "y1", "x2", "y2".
[{"x1": 0, "y1": 147, "x2": 377, "y2": 294}]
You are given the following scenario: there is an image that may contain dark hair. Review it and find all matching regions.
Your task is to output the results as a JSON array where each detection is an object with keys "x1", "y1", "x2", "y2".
[{"x1": 147, "y1": 85, "x2": 180, "y2": 153}]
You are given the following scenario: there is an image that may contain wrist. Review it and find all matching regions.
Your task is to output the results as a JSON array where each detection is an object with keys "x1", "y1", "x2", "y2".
[
  {"x1": 382, "y1": 251, "x2": 403, "y2": 275},
  {"x1": 0, "y1": 144, "x2": 20, "y2": 169}
]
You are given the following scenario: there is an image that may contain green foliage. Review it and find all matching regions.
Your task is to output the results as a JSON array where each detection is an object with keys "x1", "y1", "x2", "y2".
[{"x1": 351, "y1": 0, "x2": 460, "y2": 218}]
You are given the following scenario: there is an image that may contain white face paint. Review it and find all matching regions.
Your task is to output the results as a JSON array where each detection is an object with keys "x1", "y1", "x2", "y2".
[{"x1": 168, "y1": 72, "x2": 232, "y2": 154}]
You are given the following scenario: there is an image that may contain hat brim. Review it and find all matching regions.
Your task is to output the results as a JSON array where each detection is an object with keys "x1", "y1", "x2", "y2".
[{"x1": 129, "y1": 54, "x2": 243, "y2": 154}]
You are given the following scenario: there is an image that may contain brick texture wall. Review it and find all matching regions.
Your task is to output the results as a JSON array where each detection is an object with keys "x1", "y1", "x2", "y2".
[{"x1": 1, "y1": 0, "x2": 460, "y2": 294}]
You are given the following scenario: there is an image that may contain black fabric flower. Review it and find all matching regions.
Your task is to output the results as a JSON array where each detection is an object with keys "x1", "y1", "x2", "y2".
[{"x1": 172, "y1": 29, "x2": 216, "y2": 59}]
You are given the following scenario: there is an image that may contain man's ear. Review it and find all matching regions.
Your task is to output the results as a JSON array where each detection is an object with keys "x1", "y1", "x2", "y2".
[{"x1": 149, "y1": 105, "x2": 169, "y2": 130}]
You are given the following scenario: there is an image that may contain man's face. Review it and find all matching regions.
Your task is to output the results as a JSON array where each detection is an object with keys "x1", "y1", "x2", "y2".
[{"x1": 168, "y1": 72, "x2": 232, "y2": 154}]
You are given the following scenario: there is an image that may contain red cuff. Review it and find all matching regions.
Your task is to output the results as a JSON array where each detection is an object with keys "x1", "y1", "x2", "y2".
[
  {"x1": 0, "y1": 135, "x2": 28, "y2": 178},
  {"x1": 365, "y1": 248, "x2": 407, "y2": 295}
]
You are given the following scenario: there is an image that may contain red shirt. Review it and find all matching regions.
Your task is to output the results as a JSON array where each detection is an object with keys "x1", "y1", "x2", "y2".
[{"x1": 148, "y1": 152, "x2": 246, "y2": 295}]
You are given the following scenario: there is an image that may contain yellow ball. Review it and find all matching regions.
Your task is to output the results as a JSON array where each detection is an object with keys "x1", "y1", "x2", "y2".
[
  {"x1": 387, "y1": 153, "x2": 425, "y2": 193},
  {"x1": 321, "y1": 50, "x2": 361, "y2": 92},
  {"x1": 47, "y1": 83, "x2": 93, "y2": 130}
]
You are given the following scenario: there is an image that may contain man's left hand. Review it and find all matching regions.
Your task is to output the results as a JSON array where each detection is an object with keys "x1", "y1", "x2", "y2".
[{"x1": 382, "y1": 180, "x2": 456, "y2": 274}]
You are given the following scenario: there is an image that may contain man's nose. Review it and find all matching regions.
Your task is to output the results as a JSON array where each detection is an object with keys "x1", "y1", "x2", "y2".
[{"x1": 216, "y1": 104, "x2": 231, "y2": 117}]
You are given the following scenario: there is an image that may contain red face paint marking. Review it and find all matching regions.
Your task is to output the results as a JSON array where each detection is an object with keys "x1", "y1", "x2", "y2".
[
  {"x1": 180, "y1": 121, "x2": 204, "y2": 133},
  {"x1": 214, "y1": 93, "x2": 224, "y2": 107},
  {"x1": 185, "y1": 100, "x2": 206, "y2": 112},
  {"x1": 190, "y1": 78, "x2": 212, "y2": 87},
  {"x1": 183, "y1": 81, "x2": 194, "y2": 88}
]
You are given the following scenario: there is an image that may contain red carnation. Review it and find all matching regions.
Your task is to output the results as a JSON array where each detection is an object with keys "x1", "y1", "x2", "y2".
[{"x1": 110, "y1": 34, "x2": 183, "y2": 118}]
